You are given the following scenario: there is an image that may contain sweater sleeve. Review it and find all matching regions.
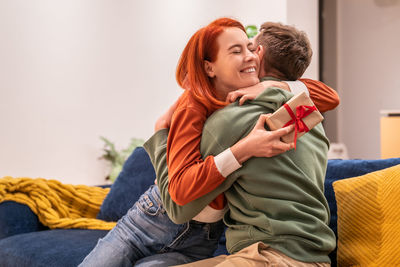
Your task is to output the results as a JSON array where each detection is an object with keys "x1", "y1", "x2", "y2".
[
  {"x1": 166, "y1": 107, "x2": 226, "y2": 206},
  {"x1": 143, "y1": 129, "x2": 209, "y2": 223},
  {"x1": 299, "y1": 78, "x2": 340, "y2": 113},
  {"x1": 143, "y1": 128, "x2": 240, "y2": 224}
]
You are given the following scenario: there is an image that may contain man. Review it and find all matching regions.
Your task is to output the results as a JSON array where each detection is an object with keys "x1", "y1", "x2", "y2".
[
  {"x1": 144, "y1": 22, "x2": 336, "y2": 266},
  {"x1": 226, "y1": 21, "x2": 338, "y2": 113}
]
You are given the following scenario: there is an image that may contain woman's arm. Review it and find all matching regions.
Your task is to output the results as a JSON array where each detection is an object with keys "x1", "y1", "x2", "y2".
[
  {"x1": 153, "y1": 97, "x2": 226, "y2": 208},
  {"x1": 226, "y1": 79, "x2": 340, "y2": 113},
  {"x1": 166, "y1": 107, "x2": 227, "y2": 206},
  {"x1": 299, "y1": 78, "x2": 339, "y2": 113}
]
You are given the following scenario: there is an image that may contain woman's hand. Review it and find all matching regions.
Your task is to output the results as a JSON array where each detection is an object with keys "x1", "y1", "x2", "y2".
[
  {"x1": 154, "y1": 99, "x2": 179, "y2": 132},
  {"x1": 226, "y1": 80, "x2": 290, "y2": 105},
  {"x1": 230, "y1": 114, "x2": 295, "y2": 164}
]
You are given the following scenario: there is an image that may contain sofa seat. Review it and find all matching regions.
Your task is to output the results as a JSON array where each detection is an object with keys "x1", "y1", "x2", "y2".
[{"x1": 0, "y1": 229, "x2": 108, "y2": 267}]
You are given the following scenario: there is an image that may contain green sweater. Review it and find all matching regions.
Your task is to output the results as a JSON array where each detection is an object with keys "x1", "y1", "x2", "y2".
[{"x1": 144, "y1": 86, "x2": 336, "y2": 263}]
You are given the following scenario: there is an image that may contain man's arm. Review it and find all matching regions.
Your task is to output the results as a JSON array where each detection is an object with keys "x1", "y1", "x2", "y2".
[{"x1": 143, "y1": 129, "x2": 238, "y2": 224}]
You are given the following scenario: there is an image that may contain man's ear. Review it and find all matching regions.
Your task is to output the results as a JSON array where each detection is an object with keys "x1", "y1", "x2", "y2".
[
  {"x1": 255, "y1": 45, "x2": 264, "y2": 59},
  {"x1": 204, "y1": 60, "x2": 215, "y2": 78},
  {"x1": 256, "y1": 45, "x2": 267, "y2": 77}
]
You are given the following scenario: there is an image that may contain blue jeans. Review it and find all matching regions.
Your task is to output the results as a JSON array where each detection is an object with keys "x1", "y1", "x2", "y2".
[{"x1": 79, "y1": 185, "x2": 224, "y2": 267}]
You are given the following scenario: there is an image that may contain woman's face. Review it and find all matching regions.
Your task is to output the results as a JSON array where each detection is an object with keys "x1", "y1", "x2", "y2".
[{"x1": 206, "y1": 27, "x2": 260, "y2": 100}]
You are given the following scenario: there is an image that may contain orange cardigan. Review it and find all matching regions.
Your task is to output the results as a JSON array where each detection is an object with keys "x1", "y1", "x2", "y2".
[{"x1": 167, "y1": 80, "x2": 339, "y2": 210}]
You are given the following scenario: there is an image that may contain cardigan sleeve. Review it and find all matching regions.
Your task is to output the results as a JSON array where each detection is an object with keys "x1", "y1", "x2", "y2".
[
  {"x1": 166, "y1": 106, "x2": 226, "y2": 207},
  {"x1": 299, "y1": 78, "x2": 340, "y2": 113}
]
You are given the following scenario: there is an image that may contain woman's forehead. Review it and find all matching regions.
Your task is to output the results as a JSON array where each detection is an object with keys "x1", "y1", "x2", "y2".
[{"x1": 218, "y1": 27, "x2": 251, "y2": 48}]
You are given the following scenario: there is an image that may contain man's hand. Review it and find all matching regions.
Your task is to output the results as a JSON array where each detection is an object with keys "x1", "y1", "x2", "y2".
[
  {"x1": 226, "y1": 80, "x2": 290, "y2": 105},
  {"x1": 230, "y1": 114, "x2": 295, "y2": 164},
  {"x1": 154, "y1": 99, "x2": 179, "y2": 132}
]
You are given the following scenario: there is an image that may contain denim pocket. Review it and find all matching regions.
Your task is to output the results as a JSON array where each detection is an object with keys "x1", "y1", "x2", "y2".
[
  {"x1": 136, "y1": 191, "x2": 161, "y2": 216},
  {"x1": 205, "y1": 221, "x2": 225, "y2": 241}
]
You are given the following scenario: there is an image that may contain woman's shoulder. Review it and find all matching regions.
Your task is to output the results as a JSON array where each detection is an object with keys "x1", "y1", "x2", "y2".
[{"x1": 177, "y1": 90, "x2": 209, "y2": 115}]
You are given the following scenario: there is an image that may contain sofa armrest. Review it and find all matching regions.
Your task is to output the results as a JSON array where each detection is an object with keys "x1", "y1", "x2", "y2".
[{"x1": 0, "y1": 201, "x2": 48, "y2": 240}]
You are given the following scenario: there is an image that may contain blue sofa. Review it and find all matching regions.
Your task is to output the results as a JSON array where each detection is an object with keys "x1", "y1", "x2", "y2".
[{"x1": 1, "y1": 147, "x2": 400, "y2": 267}]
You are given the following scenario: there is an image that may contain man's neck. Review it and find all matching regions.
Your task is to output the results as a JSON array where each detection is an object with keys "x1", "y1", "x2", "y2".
[
  {"x1": 263, "y1": 69, "x2": 287, "y2": 81},
  {"x1": 260, "y1": 76, "x2": 280, "y2": 82}
]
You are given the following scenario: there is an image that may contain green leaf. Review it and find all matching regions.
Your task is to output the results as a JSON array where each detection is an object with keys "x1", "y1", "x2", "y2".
[
  {"x1": 109, "y1": 164, "x2": 123, "y2": 182},
  {"x1": 99, "y1": 136, "x2": 145, "y2": 183},
  {"x1": 245, "y1": 25, "x2": 258, "y2": 38}
]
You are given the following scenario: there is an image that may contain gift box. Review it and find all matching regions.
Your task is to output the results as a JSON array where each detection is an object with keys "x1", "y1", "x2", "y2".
[{"x1": 266, "y1": 91, "x2": 323, "y2": 147}]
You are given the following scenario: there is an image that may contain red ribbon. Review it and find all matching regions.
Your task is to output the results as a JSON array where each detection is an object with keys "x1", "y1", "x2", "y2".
[{"x1": 282, "y1": 104, "x2": 317, "y2": 149}]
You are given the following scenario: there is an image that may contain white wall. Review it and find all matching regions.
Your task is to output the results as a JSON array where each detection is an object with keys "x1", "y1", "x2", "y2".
[
  {"x1": 337, "y1": 0, "x2": 400, "y2": 159},
  {"x1": 0, "y1": 0, "x2": 319, "y2": 185},
  {"x1": 287, "y1": 0, "x2": 319, "y2": 79}
]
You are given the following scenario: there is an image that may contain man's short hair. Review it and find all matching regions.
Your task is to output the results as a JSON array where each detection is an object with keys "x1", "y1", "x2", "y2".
[{"x1": 255, "y1": 22, "x2": 312, "y2": 81}]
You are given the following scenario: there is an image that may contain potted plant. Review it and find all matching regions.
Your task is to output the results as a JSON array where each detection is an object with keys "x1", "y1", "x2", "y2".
[{"x1": 99, "y1": 136, "x2": 144, "y2": 182}]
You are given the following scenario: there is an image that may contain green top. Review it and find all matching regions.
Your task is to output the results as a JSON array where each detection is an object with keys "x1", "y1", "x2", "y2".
[{"x1": 144, "y1": 84, "x2": 336, "y2": 263}]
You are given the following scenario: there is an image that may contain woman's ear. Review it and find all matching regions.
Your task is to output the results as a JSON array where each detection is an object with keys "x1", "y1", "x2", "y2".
[{"x1": 204, "y1": 60, "x2": 215, "y2": 78}]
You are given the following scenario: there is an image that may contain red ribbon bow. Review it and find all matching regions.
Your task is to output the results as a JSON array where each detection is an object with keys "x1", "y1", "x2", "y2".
[{"x1": 282, "y1": 104, "x2": 317, "y2": 149}]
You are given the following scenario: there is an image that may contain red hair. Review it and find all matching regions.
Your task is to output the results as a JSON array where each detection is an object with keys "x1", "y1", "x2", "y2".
[{"x1": 176, "y1": 18, "x2": 246, "y2": 112}]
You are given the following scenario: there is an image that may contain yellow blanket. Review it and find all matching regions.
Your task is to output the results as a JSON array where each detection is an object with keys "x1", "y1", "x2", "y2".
[{"x1": 0, "y1": 177, "x2": 116, "y2": 230}]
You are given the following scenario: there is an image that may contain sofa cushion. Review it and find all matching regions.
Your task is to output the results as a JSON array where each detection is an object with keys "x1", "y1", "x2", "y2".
[
  {"x1": 324, "y1": 158, "x2": 400, "y2": 266},
  {"x1": 332, "y1": 164, "x2": 400, "y2": 266},
  {"x1": 0, "y1": 229, "x2": 108, "y2": 267},
  {"x1": 325, "y1": 158, "x2": 400, "y2": 233},
  {"x1": 0, "y1": 201, "x2": 48, "y2": 240},
  {"x1": 97, "y1": 147, "x2": 156, "y2": 222}
]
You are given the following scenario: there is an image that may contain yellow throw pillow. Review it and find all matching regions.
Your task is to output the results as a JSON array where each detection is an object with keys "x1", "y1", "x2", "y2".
[{"x1": 333, "y1": 164, "x2": 400, "y2": 266}]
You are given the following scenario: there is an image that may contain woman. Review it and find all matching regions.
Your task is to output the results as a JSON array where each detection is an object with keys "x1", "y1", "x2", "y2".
[{"x1": 80, "y1": 18, "x2": 337, "y2": 267}]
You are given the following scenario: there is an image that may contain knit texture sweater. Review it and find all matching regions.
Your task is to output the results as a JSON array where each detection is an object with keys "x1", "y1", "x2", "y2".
[{"x1": 144, "y1": 86, "x2": 336, "y2": 263}]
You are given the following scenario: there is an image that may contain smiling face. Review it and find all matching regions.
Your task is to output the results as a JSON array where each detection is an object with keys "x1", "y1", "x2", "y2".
[{"x1": 204, "y1": 27, "x2": 260, "y2": 100}]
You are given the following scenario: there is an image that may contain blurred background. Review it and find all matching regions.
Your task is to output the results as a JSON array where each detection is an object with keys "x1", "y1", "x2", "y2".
[{"x1": 1, "y1": 0, "x2": 399, "y2": 185}]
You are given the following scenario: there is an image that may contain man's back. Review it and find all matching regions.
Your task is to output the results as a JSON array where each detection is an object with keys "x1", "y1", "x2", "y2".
[{"x1": 200, "y1": 87, "x2": 336, "y2": 263}]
